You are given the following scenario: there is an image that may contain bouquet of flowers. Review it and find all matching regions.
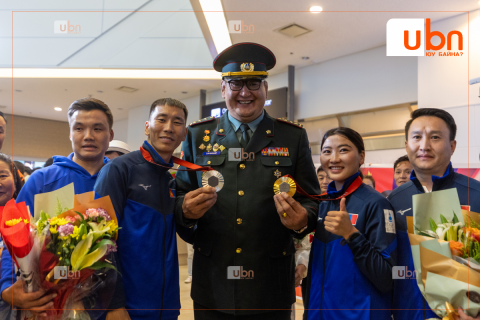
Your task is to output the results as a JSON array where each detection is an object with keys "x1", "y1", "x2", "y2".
[
  {"x1": 407, "y1": 188, "x2": 480, "y2": 319},
  {"x1": 0, "y1": 183, "x2": 120, "y2": 320}
]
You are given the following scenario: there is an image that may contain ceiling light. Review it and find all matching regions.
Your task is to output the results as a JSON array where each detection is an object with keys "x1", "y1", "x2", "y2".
[
  {"x1": 0, "y1": 68, "x2": 220, "y2": 80},
  {"x1": 199, "y1": 0, "x2": 232, "y2": 53},
  {"x1": 54, "y1": 107, "x2": 62, "y2": 111},
  {"x1": 310, "y1": 6, "x2": 323, "y2": 13},
  {"x1": 276, "y1": 23, "x2": 312, "y2": 38}
]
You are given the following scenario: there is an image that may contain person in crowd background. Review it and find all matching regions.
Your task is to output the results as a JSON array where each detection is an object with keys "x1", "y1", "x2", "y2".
[
  {"x1": 0, "y1": 112, "x2": 7, "y2": 152},
  {"x1": 393, "y1": 154, "x2": 413, "y2": 187},
  {"x1": 0, "y1": 98, "x2": 128, "y2": 320},
  {"x1": 106, "y1": 140, "x2": 131, "y2": 160},
  {"x1": 0, "y1": 154, "x2": 25, "y2": 320},
  {"x1": 95, "y1": 98, "x2": 192, "y2": 320},
  {"x1": 299, "y1": 127, "x2": 396, "y2": 320},
  {"x1": 389, "y1": 108, "x2": 480, "y2": 320},
  {"x1": 363, "y1": 174, "x2": 375, "y2": 189},
  {"x1": 317, "y1": 166, "x2": 332, "y2": 194}
]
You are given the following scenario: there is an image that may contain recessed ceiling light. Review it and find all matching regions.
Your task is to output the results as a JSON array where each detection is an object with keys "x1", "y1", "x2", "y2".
[
  {"x1": 310, "y1": 6, "x2": 323, "y2": 13},
  {"x1": 54, "y1": 107, "x2": 62, "y2": 111},
  {"x1": 199, "y1": 0, "x2": 232, "y2": 53}
]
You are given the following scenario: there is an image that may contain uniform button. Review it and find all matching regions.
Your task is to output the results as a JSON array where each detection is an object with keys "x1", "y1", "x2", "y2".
[
  {"x1": 237, "y1": 218, "x2": 242, "y2": 224},
  {"x1": 207, "y1": 161, "x2": 211, "y2": 165},
  {"x1": 236, "y1": 248, "x2": 242, "y2": 254},
  {"x1": 238, "y1": 190, "x2": 244, "y2": 196},
  {"x1": 283, "y1": 251, "x2": 286, "y2": 255},
  {"x1": 275, "y1": 161, "x2": 279, "y2": 165},
  {"x1": 239, "y1": 164, "x2": 245, "y2": 169}
]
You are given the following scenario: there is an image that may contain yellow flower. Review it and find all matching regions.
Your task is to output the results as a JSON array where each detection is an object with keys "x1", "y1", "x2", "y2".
[
  {"x1": 105, "y1": 221, "x2": 119, "y2": 235},
  {"x1": 71, "y1": 226, "x2": 80, "y2": 240},
  {"x1": 50, "y1": 226, "x2": 58, "y2": 234},
  {"x1": 5, "y1": 218, "x2": 23, "y2": 227},
  {"x1": 50, "y1": 217, "x2": 68, "y2": 226}
]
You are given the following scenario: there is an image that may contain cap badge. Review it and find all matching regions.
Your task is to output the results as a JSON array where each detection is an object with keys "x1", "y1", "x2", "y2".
[{"x1": 240, "y1": 62, "x2": 254, "y2": 72}]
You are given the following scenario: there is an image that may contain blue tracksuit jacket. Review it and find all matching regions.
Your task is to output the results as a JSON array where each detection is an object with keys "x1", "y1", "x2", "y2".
[
  {"x1": 95, "y1": 141, "x2": 190, "y2": 320},
  {"x1": 0, "y1": 153, "x2": 109, "y2": 299},
  {"x1": 388, "y1": 163, "x2": 480, "y2": 320},
  {"x1": 305, "y1": 173, "x2": 397, "y2": 320}
]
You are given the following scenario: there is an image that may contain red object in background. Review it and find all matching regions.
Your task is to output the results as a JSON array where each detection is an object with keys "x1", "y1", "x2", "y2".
[
  {"x1": 361, "y1": 168, "x2": 394, "y2": 193},
  {"x1": 361, "y1": 167, "x2": 480, "y2": 194}
]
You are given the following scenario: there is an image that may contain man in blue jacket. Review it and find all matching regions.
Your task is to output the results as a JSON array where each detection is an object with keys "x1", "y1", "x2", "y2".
[
  {"x1": 94, "y1": 98, "x2": 197, "y2": 320},
  {"x1": 0, "y1": 98, "x2": 129, "y2": 319},
  {"x1": 389, "y1": 108, "x2": 480, "y2": 320}
]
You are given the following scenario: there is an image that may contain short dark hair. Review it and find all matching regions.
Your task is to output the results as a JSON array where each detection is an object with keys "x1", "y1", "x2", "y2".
[
  {"x1": 363, "y1": 175, "x2": 375, "y2": 188},
  {"x1": 0, "y1": 111, "x2": 7, "y2": 124},
  {"x1": 68, "y1": 98, "x2": 113, "y2": 129},
  {"x1": 405, "y1": 108, "x2": 456, "y2": 141},
  {"x1": 394, "y1": 155, "x2": 410, "y2": 170},
  {"x1": 0, "y1": 153, "x2": 24, "y2": 199},
  {"x1": 149, "y1": 98, "x2": 188, "y2": 121},
  {"x1": 44, "y1": 157, "x2": 54, "y2": 167},
  {"x1": 316, "y1": 166, "x2": 325, "y2": 174}
]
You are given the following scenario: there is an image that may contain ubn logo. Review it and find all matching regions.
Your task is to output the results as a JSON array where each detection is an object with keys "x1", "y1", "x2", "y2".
[
  {"x1": 54, "y1": 20, "x2": 81, "y2": 34},
  {"x1": 54, "y1": 266, "x2": 81, "y2": 279},
  {"x1": 228, "y1": 148, "x2": 255, "y2": 161},
  {"x1": 228, "y1": 20, "x2": 255, "y2": 34},
  {"x1": 392, "y1": 266, "x2": 418, "y2": 279},
  {"x1": 386, "y1": 18, "x2": 463, "y2": 56},
  {"x1": 227, "y1": 266, "x2": 254, "y2": 279}
]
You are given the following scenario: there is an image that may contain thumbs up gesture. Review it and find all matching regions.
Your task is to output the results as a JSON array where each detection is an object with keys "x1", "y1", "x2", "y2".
[{"x1": 324, "y1": 198, "x2": 358, "y2": 240}]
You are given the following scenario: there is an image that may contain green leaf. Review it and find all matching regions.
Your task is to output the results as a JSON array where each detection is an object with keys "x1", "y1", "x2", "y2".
[
  {"x1": 89, "y1": 239, "x2": 114, "y2": 254},
  {"x1": 440, "y1": 214, "x2": 449, "y2": 224},
  {"x1": 78, "y1": 245, "x2": 108, "y2": 270},
  {"x1": 71, "y1": 233, "x2": 93, "y2": 271},
  {"x1": 87, "y1": 261, "x2": 120, "y2": 275},
  {"x1": 429, "y1": 218, "x2": 437, "y2": 232},
  {"x1": 75, "y1": 211, "x2": 85, "y2": 222},
  {"x1": 453, "y1": 211, "x2": 460, "y2": 224}
]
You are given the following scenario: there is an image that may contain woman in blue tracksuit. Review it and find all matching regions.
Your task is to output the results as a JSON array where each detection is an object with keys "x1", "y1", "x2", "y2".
[{"x1": 304, "y1": 127, "x2": 397, "y2": 320}]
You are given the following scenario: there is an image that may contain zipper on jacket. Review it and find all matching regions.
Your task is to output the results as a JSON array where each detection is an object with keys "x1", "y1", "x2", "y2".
[
  {"x1": 160, "y1": 214, "x2": 167, "y2": 319},
  {"x1": 320, "y1": 242, "x2": 327, "y2": 320}
]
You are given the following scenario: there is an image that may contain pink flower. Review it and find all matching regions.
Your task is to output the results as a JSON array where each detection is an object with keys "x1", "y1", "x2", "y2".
[
  {"x1": 65, "y1": 216, "x2": 76, "y2": 223},
  {"x1": 97, "y1": 208, "x2": 111, "y2": 221},
  {"x1": 58, "y1": 224, "x2": 74, "y2": 238},
  {"x1": 106, "y1": 240, "x2": 117, "y2": 254},
  {"x1": 86, "y1": 208, "x2": 99, "y2": 219}
]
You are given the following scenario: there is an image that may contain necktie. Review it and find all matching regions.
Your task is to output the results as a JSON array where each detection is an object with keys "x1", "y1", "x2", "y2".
[{"x1": 239, "y1": 123, "x2": 251, "y2": 148}]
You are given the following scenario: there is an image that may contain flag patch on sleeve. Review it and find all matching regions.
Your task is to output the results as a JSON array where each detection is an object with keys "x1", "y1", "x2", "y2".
[
  {"x1": 349, "y1": 214, "x2": 358, "y2": 225},
  {"x1": 384, "y1": 209, "x2": 396, "y2": 234}
]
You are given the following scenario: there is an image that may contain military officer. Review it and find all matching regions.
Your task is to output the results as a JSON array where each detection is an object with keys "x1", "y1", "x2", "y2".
[{"x1": 174, "y1": 42, "x2": 320, "y2": 320}]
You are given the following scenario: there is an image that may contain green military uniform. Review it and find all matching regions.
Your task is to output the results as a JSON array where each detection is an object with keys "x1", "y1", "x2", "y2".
[{"x1": 175, "y1": 111, "x2": 320, "y2": 316}]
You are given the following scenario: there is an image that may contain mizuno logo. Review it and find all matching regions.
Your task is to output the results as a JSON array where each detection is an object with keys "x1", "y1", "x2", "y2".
[
  {"x1": 139, "y1": 184, "x2": 151, "y2": 190},
  {"x1": 397, "y1": 208, "x2": 412, "y2": 215}
]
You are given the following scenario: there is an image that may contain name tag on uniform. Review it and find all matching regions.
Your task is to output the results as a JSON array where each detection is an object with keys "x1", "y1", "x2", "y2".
[
  {"x1": 349, "y1": 214, "x2": 358, "y2": 225},
  {"x1": 203, "y1": 152, "x2": 221, "y2": 155},
  {"x1": 261, "y1": 147, "x2": 289, "y2": 157}
]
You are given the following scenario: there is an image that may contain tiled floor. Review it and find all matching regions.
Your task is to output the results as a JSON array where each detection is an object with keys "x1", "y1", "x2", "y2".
[{"x1": 178, "y1": 265, "x2": 305, "y2": 320}]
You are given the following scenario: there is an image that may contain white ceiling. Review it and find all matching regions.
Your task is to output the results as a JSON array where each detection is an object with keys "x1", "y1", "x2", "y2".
[{"x1": 0, "y1": 0, "x2": 478, "y2": 122}]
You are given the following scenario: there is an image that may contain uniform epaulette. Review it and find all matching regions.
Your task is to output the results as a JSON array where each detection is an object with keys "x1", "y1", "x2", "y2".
[
  {"x1": 189, "y1": 116, "x2": 215, "y2": 127},
  {"x1": 276, "y1": 118, "x2": 304, "y2": 128}
]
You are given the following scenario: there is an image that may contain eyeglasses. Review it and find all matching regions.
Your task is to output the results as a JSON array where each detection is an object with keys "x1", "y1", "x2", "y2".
[{"x1": 227, "y1": 79, "x2": 263, "y2": 91}]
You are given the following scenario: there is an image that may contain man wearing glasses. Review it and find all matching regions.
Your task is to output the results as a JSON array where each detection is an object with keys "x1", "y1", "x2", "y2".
[{"x1": 175, "y1": 42, "x2": 320, "y2": 319}]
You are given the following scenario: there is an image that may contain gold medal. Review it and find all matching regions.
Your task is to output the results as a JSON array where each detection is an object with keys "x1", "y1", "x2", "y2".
[
  {"x1": 199, "y1": 144, "x2": 206, "y2": 150},
  {"x1": 213, "y1": 143, "x2": 219, "y2": 152},
  {"x1": 203, "y1": 136, "x2": 210, "y2": 142},
  {"x1": 219, "y1": 145, "x2": 225, "y2": 152},
  {"x1": 273, "y1": 177, "x2": 296, "y2": 197},
  {"x1": 206, "y1": 144, "x2": 212, "y2": 152},
  {"x1": 202, "y1": 170, "x2": 224, "y2": 192}
]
